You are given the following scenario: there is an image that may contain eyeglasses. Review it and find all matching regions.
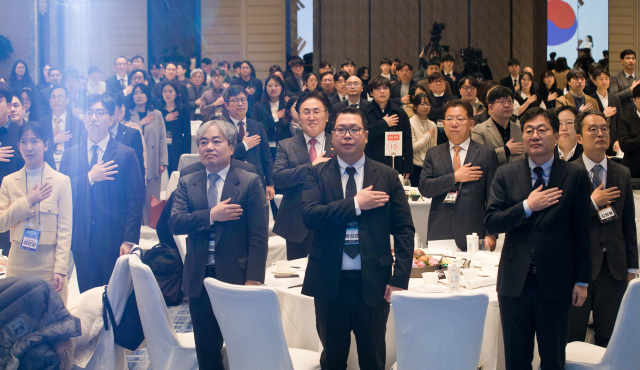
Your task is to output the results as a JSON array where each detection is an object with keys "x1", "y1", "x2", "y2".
[
  {"x1": 85, "y1": 109, "x2": 108, "y2": 119},
  {"x1": 444, "y1": 117, "x2": 468, "y2": 124},
  {"x1": 322, "y1": 79, "x2": 334, "y2": 83},
  {"x1": 559, "y1": 121, "x2": 574, "y2": 128},
  {"x1": 346, "y1": 83, "x2": 361, "y2": 87},
  {"x1": 300, "y1": 109, "x2": 326, "y2": 117},
  {"x1": 461, "y1": 86, "x2": 476, "y2": 91},
  {"x1": 587, "y1": 127, "x2": 610, "y2": 135},
  {"x1": 50, "y1": 95, "x2": 66, "y2": 101},
  {"x1": 492, "y1": 99, "x2": 513, "y2": 106},
  {"x1": 115, "y1": 63, "x2": 127, "y2": 67},
  {"x1": 228, "y1": 98, "x2": 248, "y2": 104},
  {"x1": 430, "y1": 80, "x2": 445, "y2": 85},
  {"x1": 333, "y1": 128, "x2": 363, "y2": 137},
  {"x1": 523, "y1": 127, "x2": 549, "y2": 137},
  {"x1": 373, "y1": 86, "x2": 389, "y2": 92}
]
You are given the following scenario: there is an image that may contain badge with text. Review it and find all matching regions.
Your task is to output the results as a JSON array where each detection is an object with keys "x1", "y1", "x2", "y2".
[
  {"x1": 597, "y1": 205, "x2": 617, "y2": 223},
  {"x1": 443, "y1": 185, "x2": 462, "y2": 204},
  {"x1": 207, "y1": 231, "x2": 216, "y2": 265},
  {"x1": 166, "y1": 131, "x2": 173, "y2": 145},
  {"x1": 53, "y1": 151, "x2": 63, "y2": 163},
  {"x1": 20, "y1": 224, "x2": 42, "y2": 252},
  {"x1": 345, "y1": 221, "x2": 359, "y2": 244},
  {"x1": 384, "y1": 132, "x2": 402, "y2": 157}
]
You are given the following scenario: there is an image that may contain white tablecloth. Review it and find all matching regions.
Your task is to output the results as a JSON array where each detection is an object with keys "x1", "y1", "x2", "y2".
[{"x1": 265, "y1": 251, "x2": 504, "y2": 370}]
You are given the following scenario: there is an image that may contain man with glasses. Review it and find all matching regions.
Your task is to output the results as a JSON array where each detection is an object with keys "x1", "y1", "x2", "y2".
[
  {"x1": 486, "y1": 107, "x2": 591, "y2": 370},
  {"x1": 556, "y1": 106, "x2": 583, "y2": 162},
  {"x1": 44, "y1": 85, "x2": 85, "y2": 170},
  {"x1": 223, "y1": 85, "x2": 275, "y2": 202},
  {"x1": 39, "y1": 67, "x2": 62, "y2": 115},
  {"x1": 419, "y1": 99, "x2": 499, "y2": 251},
  {"x1": 60, "y1": 94, "x2": 144, "y2": 292},
  {"x1": 301, "y1": 106, "x2": 414, "y2": 370},
  {"x1": 319, "y1": 71, "x2": 336, "y2": 99},
  {"x1": 471, "y1": 86, "x2": 525, "y2": 165},
  {"x1": 273, "y1": 91, "x2": 335, "y2": 260},
  {"x1": 568, "y1": 110, "x2": 637, "y2": 348},
  {"x1": 284, "y1": 56, "x2": 306, "y2": 96},
  {"x1": 105, "y1": 56, "x2": 130, "y2": 95},
  {"x1": 329, "y1": 76, "x2": 369, "y2": 126},
  {"x1": 556, "y1": 68, "x2": 600, "y2": 113},
  {"x1": 426, "y1": 72, "x2": 457, "y2": 144},
  {"x1": 458, "y1": 76, "x2": 484, "y2": 116},
  {"x1": 363, "y1": 76, "x2": 413, "y2": 179}
]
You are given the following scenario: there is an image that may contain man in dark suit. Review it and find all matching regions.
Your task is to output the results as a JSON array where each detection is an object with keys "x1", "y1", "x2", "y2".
[
  {"x1": 610, "y1": 49, "x2": 640, "y2": 115},
  {"x1": 284, "y1": 56, "x2": 306, "y2": 97},
  {"x1": 590, "y1": 68, "x2": 624, "y2": 155},
  {"x1": 329, "y1": 76, "x2": 369, "y2": 127},
  {"x1": 301, "y1": 107, "x2": 414, "y2": 370},
  {"x1": 169, "y1": 119, "x2": 268, "y2": 370},
  {"x1": 60, "y1": 94, "x2": 144, "y2": 293},
  {"x1": 363, "y1": 76, "x2": 412, "y2": 179},
  {"x1": 389, "y1": 62, "x2": 415, "y2": 106},
  {"x1": 109, "y1": 94, "x2": 145, "y2": 180},
  {"x1": 105, "y1": 56, "x2": 130, "y2": 96},
  {"x1": 568, "y1": 110, "x2": 638, "y2": 347},
  {"x1": 273, "y1": 91, "x2": 336, "y2": 260},
  {"x1": 499, "y1": 59, "x2": 521, "y2": 94},
  {"x1": 39, "y1": 67, "x2": 62, "y2": 116},
  {"x1": 320, "y1": 71, "x2": 337, "y2": 99},
  {"x1": 485, "y1": 107, "x2": 591, "y2": 370},
  {"x1": 419, "y1": 99, "x2": 499, "y2": 251},
  {"x1": 222, "y1": 85, "x2": 275, "y2": 201},
  {"x1": 618, "y1": 85, "x2": 640, "y2": 178},
  {"x1": 328, "y1": 71, "x2": 350, "y2": 107},
  {"x1": 43, "y1": 85, "x2": 86, "y2": 170}
]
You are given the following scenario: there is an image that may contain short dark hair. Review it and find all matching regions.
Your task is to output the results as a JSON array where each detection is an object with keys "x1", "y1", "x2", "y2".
[
  {"x1": 592, "y1": 68, "x2": 610, "y2": 79},
  {"x1": 397, "y1": 62, "x2": 413, "y2": 72},
  {"x1": 233, "y1": 61, "x2": 242, "y2": 69},
  {"x1": 367, "y1": 75, "x2": 392, "y2": 94},
  {"x1": 620, "y1": 49, "x2": 636, "y2": 59},
  {"x1": 442, "y1": 54, "x2": 455, "y2": 62},
  {"x1": 290, "y1": 57, "x2": 304, "y2": 67},
  {"x1": 427, "y1": 72, "x2": 445, "y2": 84},
  {"x1": 159, "y1": 81, "x2": 183, "y2": 110},
  {"x1": 218, "y1": 61, "x2": 230, "y2": 69},
  {"x1": 223, "y1": 85, "x2": 247, "y2": 102},
  {"x1": 426, "y1": 59, "x2": 441, "y2": 68},
  {"x1": 13, "y1": 92, "x2": 23, "y2": 105},
  {"x1": 556, "y1": 105, "x2": 579, "y2": 119},
  {"x1": 201, "y1": 58, "x2": 212, "y2": 65},
  {"x1": 131, "y1": 55, "x2": 144, "y2": 63},
  {"x1": 519, "y1": 107, "x2": 560, "y2": 133},
  {"x1": 393, "y1": 59, "x2": 401, "y2": 64},
  {"x1": 458, "y1": 75, "x2": 479, "y2": 89},
  {"x1": 129, "y1": 83, "x2": 154, "y2": 111},
  {"x1": 550, "y1": 52, "x2": 557, "y2": 59},
  {"x1": 633, "y1": 84, "x2": 640, "y2": 99},
  {"x1": 341, "y1": 59, "x2": 356, "y2": 68},
  {"x1": 164, "y1": 62, "x2": 176, "y2": 69},
  {"x1": 320, "y1": 71, "x2": 334, "y2": 81},
  {"x1": 88, "y1": 66, "x2": 100, "y2": 75},
  {"x1": 17, "y1": 121, "x2": 50, "y2": 145},
  {"x1": 575, "y1": 110, "x2": 607, "y2": 135},
  {"x1": 176, "y1": 62, "x2": 188, "y2": 70},
  {"x1": 85, "y1": 93, "x2": 116, "y2": 116},
  {"x1": 114, "y1": 92, "x2": 125, "y2": 108},
  {"x1": 269, "y1": 64, "x2": 283, "y2": 74},
  {"x1": 380, "y1": 58, "x2": 392, "y2": 66},
  {"x1": 487, "y1": 86, "x2": 513, "y2": 105},
  {"x1": 295, "y1": 90, "x2": 330, "y2": 114},
  {"x1": 443, "y1": 99, "x2": 473, "y2": 120},
  {"x1": 319, "y1": 61, "x2": 331, "y2": 69},
  {"x1": 50, "y1": 84, "x2": 68, "y2": 99},
  {"x1": 48, "y1": 67, "x2": 61, "y2": 75},
  {"x1": 334, "y1": 106, "x2": 368, "y2": 129},
  {"x1": 211, "y1": 67, "x2": 226, "y2": 78},
  {"x1": 566, "y1": 68, "x2": 587, "y2": 86},
  {"x1": 304, "y1": 73, "x2": 317, "y2": 84},
  {"x1": 334, "y1": 71, "x2": 350, "y2": 83},
  {"x1": 409, "y1": 84, "x2": 426, "y2": 97},
  {"x1": 587, "y1": 63, "x2": 601, "y2": 76},
  {"x1": 508, "y1": 59, "x2": 520, "y2": 67},
  {"x1": 114, "y1": 56, "x2": 127, "y2": 64},
  {"x1": 151, "y1": 62, "x2": 163, "y2": 70},
  {"x1": 412, "y1": 93, "x2": 430, "y2": 109},
  {"x1": 0, "y1": 81, "x2": 14, "y2": 104}
]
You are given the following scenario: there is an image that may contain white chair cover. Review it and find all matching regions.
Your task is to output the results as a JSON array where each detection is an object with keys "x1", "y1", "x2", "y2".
[
  {"x1": 204, "y1": 278, "x2": 320, "y2": 370},
  {"x1": 129, "y1": 256, "x2": 199, "y2": 370},
  {"x1": 391, "y1": 291, "x2": 489, "y2": 370},
  {"x1": 178, "y1": 154, "x2": 200, "y2": 171},
  {"x1": 173, "y1": 235, "x2": 187, "y2": 263},
  {"x1": 165, "y1": 171, "x2": 180, "y2": 200},
  {"x1": 564, "y1": 278, "x2": 640, "y2": 369}
]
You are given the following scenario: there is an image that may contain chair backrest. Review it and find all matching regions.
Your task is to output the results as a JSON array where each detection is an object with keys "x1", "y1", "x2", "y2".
[
  {"x1": 204, "y1": 278, "x2": 294, "y2": 370},
  {"x1": 106, "y1": 254, "x2": 136, "y2": 324},
  {"x1": 599, "y1": 279, "x2": 640, "y2": 367},
  {"x1": 129, "y1": 256, "x2": 180, "y2": 365},
  {"x1": 391, "y1": 291, "x2": 489, "y2": 370},
  {"x1": 178, "y1": 154, "x2": 200, "y2": 171}
]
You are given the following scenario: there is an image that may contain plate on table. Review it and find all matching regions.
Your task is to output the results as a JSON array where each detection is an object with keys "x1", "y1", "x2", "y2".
[{"x1": 272, "y1": 268, "x2": 297, "y2": 275}]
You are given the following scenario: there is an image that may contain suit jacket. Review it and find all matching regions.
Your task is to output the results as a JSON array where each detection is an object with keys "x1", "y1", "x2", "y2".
[
  {"x1": 555, "y1": 92, "x2": 600, "y2": 112},
  {"x1": 284, "y1": 75, "x2": 305, "y2": 96},
  {"x1": 500, "y1": 75, "x2": 518, "y2": 93},
  {"x1": 328, "y1": 93, "x2": 344, "y2": 107},
  {"x1": 0, "y1": 121, "x2": 26, "y2": 187},
  {"x1": 390, "y1": 79, "x2": 416, "y2": 103},
  {"x1": 610, "y1": 70, "x2": 639, "y2": 114},
  {"x1": 43, "y1": 110, "x2": 87, "y2": 152},
  {"x1": 59, "y1": 138, "x2": 144, "y2": 256},
  {"x1": 225, "y1": 117, "x2": 274, "y2": 187},
  {"x1": 471, "y1": 117, "x2": 525, "y2": 165},
  {"x1": 485, "y1": 158, "x2": 592, "y2": 300},
  {"x1": 169, "y1": 165, "x2": 269, "y2": 298},
  {"x1": 573, "y1": 156, "x2": 638, "y2": 281},
  {"x1": 0, "y1": 163, "x2": 72, "y2": 275},
  {"x1": 618, "y1": 110, "x2": 640, "y2": 177},
  {"x1": 363, "y1": 101, "x2": 413, "y2": 175},
  {"x1": 418, "y1": 140, "x2": 499, "y2": 250},
  {"x1": 128, "y1": 109, "x2": 169, "y2": 180},
  {"x1": 591, "y1": 91, "x2": 624, "y2": 149},
  {"x1": 272, "y1": 133, "x2": 335, "y2": 242},
  {"x1": 426, "y1": 92, "x2": 457, "y2": 122},
  {"x1": 113, "y1": 122, "x2": 145, "y2": 181},
  {"x1": 39, "y1": 86, "x2": 53, "y2": 116},
  {"x1": 251, "y1": 98, "x2": 286, "y2": 143},
  {"x1": 105, "y1": 75, "x2": 126, "y2": 96},
  {"x1": 329, "y1": 99, "x2": 369, "y2": 128},
  {"x1": 300, "y1": 156, "x2": 415, "y2": 307}
]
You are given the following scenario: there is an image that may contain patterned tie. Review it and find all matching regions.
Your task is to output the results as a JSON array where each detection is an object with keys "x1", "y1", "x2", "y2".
[
  {"x1": 208, "y1": 173, "x2": 220, "y2": 208},
  {"x1": 89, "y1": 145, "x2": 99, "y2": 168},
  {"x1": 533, "y1": 167, "x2": 546, "y2": 190},
  {"x1": 344, "y1": 167, "x2": 359, "y2": 259},
  {"x1": 591, "y1": 164, "x2": 603, "y2": 188},
  {"x1": 54, "y1": 118, "x2": 63, "y2": 151},
  {"x1": 237, "y1": 121, "x2": 245, "y2": 140},
  {"x1": 452, "y1": 145, "x2": 462, "y2": 171},
  {"x1": 308, "y1": 138, "x2": 318, "y2": 162}
]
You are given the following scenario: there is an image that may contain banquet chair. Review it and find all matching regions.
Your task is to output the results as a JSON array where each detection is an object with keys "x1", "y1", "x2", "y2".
[
  {"x1": 204, "y1": 277, "x2": 321, "y2": 370},
  {"x1": 390, "y1": 292, "x2": 489, "y2": 370},
  {"x1": 561, "y1": 279, "x2": 640, "y2": 370},
  {"x1": 129, "y1": 256, "x2": 201, "y2": 370}
]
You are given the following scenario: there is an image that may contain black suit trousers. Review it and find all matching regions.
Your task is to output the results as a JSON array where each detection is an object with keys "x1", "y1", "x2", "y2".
[
  {"x1": 74, "y1": 224, "x2": 120, "y2": 293},
  {"x1": 499, "y1": 273, "x2": 571, "y2": 370},
  {"x1": 568, "y1": 253, "x2": 628, "y2": 347},
  {"x1": 286, "y1": 230, "x2": 313, "y2": 260},
  {"x1": 314, "y1": 271, "x2": 389, "y2": 370},
  {"x1": 189, "y1": 268, "x2": 225, "y2": 370}
]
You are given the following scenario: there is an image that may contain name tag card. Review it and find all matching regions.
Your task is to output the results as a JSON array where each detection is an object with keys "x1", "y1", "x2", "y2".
[
  {"x1": 166, "y1": 131, "x2": 173, "y2": 145},
  {"x1": 443, "y1": 185, "x2": 462, "y2": 204},
  {"x1": 345, "y1": 221, "x2": 359, "y2": 244},
  {"x1": 53, "y1": 151, "x2": 63, "y2": 163},
  {"x1": 20, "y1": 224, "x2": 42, "y2": 252},
  {"x1": 598, "y1": 205, "x2": 617, "y2": 223},
  {"x1": 207, "y1": 232, "x2": 216, "y2": 265}
]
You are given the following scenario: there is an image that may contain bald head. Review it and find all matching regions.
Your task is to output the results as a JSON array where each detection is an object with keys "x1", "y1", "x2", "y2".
[{"x1": 346, "y1": 76, "x2": 363, "y2": 98}]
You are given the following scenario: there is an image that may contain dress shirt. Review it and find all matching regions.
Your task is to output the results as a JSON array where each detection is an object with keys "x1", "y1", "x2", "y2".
[
  {"x1": 52, "y1": 112, "x2": 67, "y2": 133},
  {"x1": 109, "y1": 122, "x2": 119, "y2": 138},
  {"x1": 207, "y1": 164, "x2": 230, "y2": 225},
  {"x1": 449, "y1": 137, "x2": 470, "y2": 168},
  {"x1": 296, "y1": 76, "x2": 304, "y2": 89},
  {"x1": 337, "y1": 154, "x2": 365, "y2": 270},
  {"x1": 523, "y1": 156, "x2": 553, "y2": 217},
  {"x1": 116, "y1": 73, "x2": 128, "y2": 88},
  {"x1": 557, "y1": 143, "x2": 577, "y2": 161},
  {"x1": 400, "y1": 82, "x2": 410, "y2": 97},
  {"x1": 596, "y1": 91, "x2": 609, "y2": 109},
  {"x1": 87, "y1": 80, "x2": 106, "y2": 95},
  {"x1": 346, "y1": 98, "x2": 360, "y2": 108},
  {"x1": 512, "y1": 76, "x2": 518, "y2": 87},
  {"x1": 229, "y1": 116, "x2": 250, "y2": 151},
  {"x1": 87, "y1": 135, "x2": 111, "y2": 185},
  {"x1": 269, "y1": 100, "x2": 280, "y2": 122},
  {"x1": 381, "y1": 74, "x2": 391, "y2": 80},
  {"x1": 338, "y1": 93, "x2": 347, "y2": 102},
  {"x1": 304, "y1": 131, "x2": 326, "y2": 158},
  {"x1": 472, "y1": 98, "x2": 484, "y2": 114},
  {"x1": 624, "y1": 71, "x2": 636, "y2": 80}
]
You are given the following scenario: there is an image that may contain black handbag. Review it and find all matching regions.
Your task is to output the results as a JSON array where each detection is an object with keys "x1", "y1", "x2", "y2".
[
  {"x1": 102, "y1": 286, "x2": 145, "y2": 351},
  {"x1": 142, "y1": 243, "x2": 184, "y2": 306}
]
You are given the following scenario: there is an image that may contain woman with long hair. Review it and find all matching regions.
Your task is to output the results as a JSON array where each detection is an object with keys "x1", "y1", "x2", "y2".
[
  {"x1": 553, "y1": 57, "x2": 570, "y2": 93},
  {"x1": 356, "y1": 66, "x2": 370, "y2": 100},
  {"x1": 159, "y1": 81, "x2": 191, "y2": 174},
  {"x1": 233, "y1": 60, "x2": 263, "y2": 115},
  {"x1": 252, "y1": 75, "x2": 287, "y2": 158},
  {"x1": 20, "y1": 88, "x2": 41, "y2": 122},
  {"x1": 513, "y1": 72, "x2": 546, "y2": 116},
  {"x1": 9, "y1": 60, "x2": 36, "y2": 93},
  {"x1": 36, "y1": 65, "x2": 51, "y2": 92},
  {"x1": 409, "y1": 93, "x2": 437, "y2": 186},
  {"x1": 537, "y1": 70, "x2": 563, "y2": 109}
]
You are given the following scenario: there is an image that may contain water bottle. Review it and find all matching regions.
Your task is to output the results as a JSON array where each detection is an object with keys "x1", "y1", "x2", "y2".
[
  {"x1": 447, "y1": 262, "x2": 462, "y2": 293},
  {"x1": 467, "y1": 233, "x2": 479, "y2": 259}
]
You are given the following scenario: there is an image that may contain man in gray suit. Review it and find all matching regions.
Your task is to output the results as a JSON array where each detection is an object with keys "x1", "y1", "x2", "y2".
[
  {"x1": 610, "y1": 49, "x2": 640, "y2": 115},
  {"x1": 568, "y1": 110, "x2": 638, "y2": 347},
  {"x1": 419, "y1": 99, "x2": 499, "y2": 251},
  {"x1": 273, "y1": 91, "x2": 336, "y2": 259},
  {"x1": 471, "y1": 86, "x2": 525, "y2": 165},
  {"x1": 169, "y1": 119, "x2": 269, "y2": 370}
]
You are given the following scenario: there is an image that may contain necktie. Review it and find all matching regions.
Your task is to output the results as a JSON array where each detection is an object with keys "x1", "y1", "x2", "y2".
[
  {"x1": 350, "y1": 104, "x2": 358, "y2": 108},
  {"x1": 237, "y1": 121, "x2": 245, "y2": 140},
  {"x1": 591, "y1": 164, "x2": 603, "y2": 188},
  {"x1": 120, "y1": 79, "x2": 125, "y2": 89},
  {"x1": 308, "y1": 138, "x2": 318, "y2": 162},
  {"x1": 54, "y1": 118, "x2": 63, "y2": 151},
  {"x1": 89, "y1": 145, "x2": 99, "y2": 168},
  {"x1": 344, "y1": 167, "x2": 359, "y2": 259},
  {"x1": 208, "y1": 173, "x2": 220, "y2": 209},
  {"x1": 297, "y1": 77, "x2": 303, "y2": 89},
  {"x1": 342, "y1": 96, "x2": 347, "y2": 102},
  {"x1": 514, "y1": 78, "x2": 518, "y2": 86},
  {"x1": 533, "y1": 167, "x2": 546, "y2": 190},
  {"x1": 452, "y1": 145, "x2": 462, "y2": 171}
]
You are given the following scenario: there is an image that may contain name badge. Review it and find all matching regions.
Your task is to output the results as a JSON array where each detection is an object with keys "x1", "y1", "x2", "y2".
[
  {"x1": 195, "y1": 108, "x2": 201, "y2": 115},
  {"x1": 345, "y1": 221, "x2": 359, "y2": 244},
  {"x1": 444, "y1": 185, "x2": 461, "y2": 204},
  {"x1": 598, "y1": 205, "x2": 618, "y2": 223},
  {"x1": 20, "y1": 224, "x2": 42, "y2": 252},
  {"x1": 166, "y1": 131, "x2": 173, "y2": 145},
  {"x1": 207, "y1": 231, "x2": 216, "y2": 265},
  {"x1": 53, "y1": 151, "x2": 63, "y2": 163}
]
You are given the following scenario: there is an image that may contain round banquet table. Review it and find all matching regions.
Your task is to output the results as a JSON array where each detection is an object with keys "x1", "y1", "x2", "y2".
[{"x1": 265, "y1": 252, "x2": 505, "y2": 370}]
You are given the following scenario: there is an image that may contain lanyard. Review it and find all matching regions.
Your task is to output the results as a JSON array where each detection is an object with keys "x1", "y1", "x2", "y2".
[{"x1": 25, "y1": 167, "x2": 45, "y2": 226}]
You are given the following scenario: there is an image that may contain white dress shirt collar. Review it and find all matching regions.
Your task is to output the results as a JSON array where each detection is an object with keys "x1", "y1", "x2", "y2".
[
  {"x1": 557, "y1": 143, "x2": 577, "y2": 161},
  {"x1": 625, "y1": 71, "x2": 636, "y2": 79},
  {"x1": 87, "y1": 134, "x2": 110, "y2": 157},
  {"x1": 229, "y1": 116, "x2": 247, "y2": 129},
  {"x1": 581, "y1": 154, "x2": 607, "y2": 188},
  {"x1": 109, "y1": 121, "x2": 119, "y2": 138},
  {"x1": 304, "y1": 130, "x2": 326, "y2": 146},
  {"x1": 53, "y1": 111, "x2": 67, "y2": 122},
  {"x1": 206, "y1": 164, "x2": 230, "y2": 183},
  {"x1": 528, "y1": 155, "x2": 554, "y2": 177},
  {"x1": 116, "y1": 73, "x2": 128, "y2": 82},
  {"x1": 337, "y1": 153, "x2": 365, "y2": 176},
  {"x1": 433, "y1": 92, "x2": 444, "y2": 97},
  {"x1": 338, "y1": 93, "x2": 347, "y2": 102},
  {"x1": 449, "y1": 137, "x2": 471, "y2": 151}
]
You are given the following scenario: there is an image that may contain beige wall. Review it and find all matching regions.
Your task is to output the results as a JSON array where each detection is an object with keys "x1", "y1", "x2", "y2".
[{"x1": 609, "y1": 0, "x2": 639, "y2": 75}]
